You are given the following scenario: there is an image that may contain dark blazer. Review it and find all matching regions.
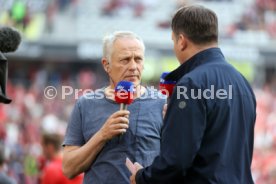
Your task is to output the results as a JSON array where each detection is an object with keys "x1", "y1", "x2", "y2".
[{"x1": 136, "y1": 48, "x2": 256, "y2": 184}]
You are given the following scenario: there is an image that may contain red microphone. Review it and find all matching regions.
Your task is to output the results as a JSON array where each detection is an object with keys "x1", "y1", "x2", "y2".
[
  {"x1": 115, "y1": 81, "x2": 134, "y2": 140},
  {"x1": 115, "y1": 81, "x2": 135, "y2": 110},
  {"x1": 159, "y1": 72, "x2": 176, "y2": 102}
]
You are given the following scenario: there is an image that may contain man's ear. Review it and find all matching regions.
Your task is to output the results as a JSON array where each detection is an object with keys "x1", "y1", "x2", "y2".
[
  {"x1": 102, "y1": 58, "x2": 110, "y2": 73},
  {"x1": 178, "y1": 34, "x2": 188, "y2": 51}
]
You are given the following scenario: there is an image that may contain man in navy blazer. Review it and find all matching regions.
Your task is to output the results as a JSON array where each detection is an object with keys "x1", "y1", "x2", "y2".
[{"x1": 130, "y1": 5, "x2": 256, "y2": 184}]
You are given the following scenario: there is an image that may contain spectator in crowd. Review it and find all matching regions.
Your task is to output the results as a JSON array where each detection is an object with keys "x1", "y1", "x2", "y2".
[
  {"x1": 40, "y1": 133, "x2": 83, "y2": 184},
  {"x1": 0, "y1": 144, "x2": 16, "y2": 184}
]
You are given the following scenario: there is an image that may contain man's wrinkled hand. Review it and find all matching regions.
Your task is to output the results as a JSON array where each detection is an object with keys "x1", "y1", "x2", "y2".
[
  {"x1": 99, "y1": 110, "x2": 130, "y2": 141},
  {"x1": 126, "y1": 158, "x2": 143, "y2": 184}
]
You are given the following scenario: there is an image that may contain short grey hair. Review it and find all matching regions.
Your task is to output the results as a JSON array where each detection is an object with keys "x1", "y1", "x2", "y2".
[{"x1": 102, "y1": 31, "x2": 145, "y2": 62}]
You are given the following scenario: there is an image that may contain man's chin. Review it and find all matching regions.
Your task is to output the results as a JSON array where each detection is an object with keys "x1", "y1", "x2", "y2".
[{"x1": 124, "y1": 78, "x2": 140, "y2": 85}]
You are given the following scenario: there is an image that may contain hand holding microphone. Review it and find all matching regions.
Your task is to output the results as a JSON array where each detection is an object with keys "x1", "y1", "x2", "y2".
[
  {"x1": 98, "y1": 81, "x2": 134, "y2": 141},
  {"x1": 99, "y1": 110, "x2": 130, "y2": 141},
  {"x1": 159, "y1": 72, "x2": 176, "y2": 119}
]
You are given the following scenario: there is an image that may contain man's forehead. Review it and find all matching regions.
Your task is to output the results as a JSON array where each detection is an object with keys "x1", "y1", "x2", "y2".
[
  {"x1": 113, "y1": 45, "x2": 144, "y2": 57},
  {"x1": 114, "y1": 38, "x2": 143, "y2": 49},
  {"x1": 118, "y1": 47, "x2": 144, "y2": 53}
]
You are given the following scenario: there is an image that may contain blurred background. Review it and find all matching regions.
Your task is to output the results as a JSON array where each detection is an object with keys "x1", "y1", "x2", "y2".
[{"x1": 0, "y1": 0, "x2": 275, "y2": 183}]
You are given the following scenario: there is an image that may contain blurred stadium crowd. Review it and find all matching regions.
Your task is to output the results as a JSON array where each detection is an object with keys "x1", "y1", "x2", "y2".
[{"x1": 0, "y1": 0, "x2": 276, "y2": 183}]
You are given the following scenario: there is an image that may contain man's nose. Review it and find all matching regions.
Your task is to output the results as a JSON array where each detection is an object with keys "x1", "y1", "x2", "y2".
[{"x1": 128, "y1": 59, "x2": 138, "y2": 70}]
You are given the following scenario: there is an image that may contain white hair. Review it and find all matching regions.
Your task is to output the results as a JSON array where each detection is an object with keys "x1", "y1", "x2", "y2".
[{"x1": 102, "y1": 31, "x2": 145, "y2": 62}]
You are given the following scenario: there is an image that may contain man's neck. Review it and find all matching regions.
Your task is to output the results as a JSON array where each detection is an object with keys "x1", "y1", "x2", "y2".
[{"x1": 181, "y1": 43, "x2": 218, "y2": 64}]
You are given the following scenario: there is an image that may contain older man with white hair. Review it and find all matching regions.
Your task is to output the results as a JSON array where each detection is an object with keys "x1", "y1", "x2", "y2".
[{"x1": 62, "y1": 31, "x2": 166, "y2": 184}]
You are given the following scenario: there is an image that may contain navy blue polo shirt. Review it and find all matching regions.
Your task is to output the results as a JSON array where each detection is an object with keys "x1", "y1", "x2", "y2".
[{"x1": 136, "y1": 48, "x2": 256, "y2": 184}]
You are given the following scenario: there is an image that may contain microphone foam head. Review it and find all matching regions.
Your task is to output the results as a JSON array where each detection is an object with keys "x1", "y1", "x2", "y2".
[
  {"x1": 115, "y1": 81, "x2": 134, "y2": 105},
  {"x1": 0, "y1": 27, "x2": 21, "y2": 53},
  {"x1": 159, "y1": 72, "x2": 176, "y2": 97}
]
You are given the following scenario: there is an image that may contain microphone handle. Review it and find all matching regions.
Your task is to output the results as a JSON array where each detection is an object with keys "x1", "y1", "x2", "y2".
[
  {"x1": 119, "y1": 103, "x2": 128, "y2": 141},
  {"x1": 120, "y1": 103, "x2": 127, "y2": 110}
]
